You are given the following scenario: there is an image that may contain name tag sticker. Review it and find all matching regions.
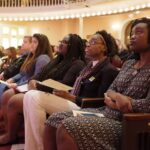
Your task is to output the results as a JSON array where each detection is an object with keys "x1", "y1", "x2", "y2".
[{"x1": 89, "y1": 76, "x2": 95, "y2": 82}]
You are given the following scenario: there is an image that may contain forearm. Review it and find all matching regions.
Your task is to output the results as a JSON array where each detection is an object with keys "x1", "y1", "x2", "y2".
[
  {"x1": 131, "y1": 99, "x2": 150, "y2": 113},
  {"x1": 11, "y1": 73, "x2": 22, "y2": 82}
]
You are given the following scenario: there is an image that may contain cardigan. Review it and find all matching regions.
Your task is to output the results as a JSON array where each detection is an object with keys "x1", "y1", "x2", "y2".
[{"x1": 32, "y1": 59, "x2": 85, "y2": 86}]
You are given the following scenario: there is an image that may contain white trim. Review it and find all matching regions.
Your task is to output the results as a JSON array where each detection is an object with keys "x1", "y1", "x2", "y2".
[{"x1": 0, "y1": 0, "x2": 149, "y2": 21}]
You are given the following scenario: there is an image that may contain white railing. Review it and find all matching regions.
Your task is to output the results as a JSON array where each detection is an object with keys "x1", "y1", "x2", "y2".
[{"x1": 0, "y1": 0, "x2": 86, "y2": 7}]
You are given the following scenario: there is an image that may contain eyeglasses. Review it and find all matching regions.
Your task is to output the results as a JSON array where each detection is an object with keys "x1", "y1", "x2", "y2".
[
  {"x1": 86, "y1": 39, "x2": 104, "y2": 47},
  {"x1": 59, "y1": 40, "x2": 69, "y2": 44}
]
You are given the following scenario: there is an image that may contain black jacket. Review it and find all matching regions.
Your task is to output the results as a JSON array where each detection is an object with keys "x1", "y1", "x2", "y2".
[
  {"x1": 32, "y1": 59, "x2": 85, "y2": 86},
  {"x1": 3, "y1": 54, "x2": 28, "y2": 80},
  {"x1": 76, "y1": 59, "x2": 119, "y2": 106}
]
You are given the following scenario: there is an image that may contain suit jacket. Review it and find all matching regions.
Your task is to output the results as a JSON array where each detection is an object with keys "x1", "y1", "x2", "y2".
[
  {"x1": 77, "y1": 59, "x2": 119, "y2": 105},
  {"x1": 3, "y1": 54, "x2": 28, "y2": 80}
]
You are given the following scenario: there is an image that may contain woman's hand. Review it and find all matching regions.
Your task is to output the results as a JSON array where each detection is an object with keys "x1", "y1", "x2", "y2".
[
  {"x1": 106, "y1": 90, "x2": 133, "y2": 113},
  {"x1": 104, "y1": 93, "x2": 118, "y2": 110},
  {"x1": 115, "y1": 93, "x2": 133, "y2": 113},
  {"x1": 0, "y1": 73, "x2": 4, "y2": 80},
  {"x1": 53, "y1": 89, "x2": 76, "y2": 102},
  {"x1": 28, "y1": 80, "x2": 37, "y2": 90},
  {"x1": 6, "y1": 78, "x2": 14, "y2": 83},
  {"x1": 7, "y1": 83, "x2": 17, "y2": 88}
]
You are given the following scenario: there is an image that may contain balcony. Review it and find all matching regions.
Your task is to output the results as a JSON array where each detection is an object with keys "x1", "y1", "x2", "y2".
[
  {"x1": 0, "y1": 0, "x2": 87, "y2": 7},
  {"x1": 0, "y1": 0, "x2": 149, "y2": 21}
]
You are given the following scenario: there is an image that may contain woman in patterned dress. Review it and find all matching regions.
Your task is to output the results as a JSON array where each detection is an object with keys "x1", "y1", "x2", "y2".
[{"x1": 44, "y1": 17, "x2": 150, "y2": 150}]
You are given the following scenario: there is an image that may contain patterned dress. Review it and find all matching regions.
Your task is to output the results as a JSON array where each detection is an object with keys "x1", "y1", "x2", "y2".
[{"x1": 45, "y1": 59, "x2": 150, "y2": 150}]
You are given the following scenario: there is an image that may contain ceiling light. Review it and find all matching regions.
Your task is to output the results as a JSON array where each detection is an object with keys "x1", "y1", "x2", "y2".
[{"x1": 111, "y1": 22, "x2": 121, "y2": 31}]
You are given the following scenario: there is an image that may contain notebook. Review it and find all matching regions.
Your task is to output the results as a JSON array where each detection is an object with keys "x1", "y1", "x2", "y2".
[{"x1": 72, "y1": 110, "x2": 104, "y2": 117}]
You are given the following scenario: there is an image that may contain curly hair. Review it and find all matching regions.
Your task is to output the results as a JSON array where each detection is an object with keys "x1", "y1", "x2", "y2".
[
  {"x1": 39, "y1": 34, "x2": 86, "y2": 80},
  {"x1": 95, "y1": 30, "x2": 118, "y2": 57}
]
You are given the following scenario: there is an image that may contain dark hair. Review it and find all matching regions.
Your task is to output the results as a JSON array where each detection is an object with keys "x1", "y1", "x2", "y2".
[
  {"x1": 65, "y1": 34, "x2": 85, "y2": 61},
  {"x1": 40, "y1": 34, "x2": 85, "y2": 80},
  {"x1": 95, "y1": 30, "x2": 118, "y2": 57},
  {"x1": 82, "y1": 39, "x2": 88, "y2": 50},
  {"x1": 21, "y1": 33, "x2": 53, "y2": 72},
  {"x1": 129, "y1": 17, "x2": 150, "y2": 60},
  {"x1": 6, "y1": 47, "x2": 17, "y2": 58},
  {"x1": 32, "y1": 33, "x2": 53, "y2": 59},
  {"x1": 130, "y1": 17, "x2": 150, "y2": 44}
]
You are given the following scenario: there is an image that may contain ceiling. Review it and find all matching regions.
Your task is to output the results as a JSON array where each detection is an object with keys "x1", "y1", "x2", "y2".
[{"x1": 0, "y1": 0, "x2": 149, "y2": 21}]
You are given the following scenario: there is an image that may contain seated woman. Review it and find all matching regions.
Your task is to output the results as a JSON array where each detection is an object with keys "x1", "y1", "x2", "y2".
[
  {"x1": 0, "y1": 33, "x2": 86, "y2": 145},
  {"x1": 0, "y1": 33, "x2": 53, "y2": 141},
  {"x1": 0, "y1": 33, "x2": 53, "y2": 99},
  {"x1": 44, "y1": 17, "x2": 150, "y2": 150},
  {"x1": 23, "y1": 30, "x2": 119, "y2": 150},
  {"x1": 0, "y1": 47, "x2": 17, "y2": 73},
  {"x1": 0, "y1": 36, "x2": 32, "y2": 80}
]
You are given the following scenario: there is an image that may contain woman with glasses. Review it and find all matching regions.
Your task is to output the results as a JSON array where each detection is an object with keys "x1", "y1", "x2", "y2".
[
  {"x1": 23, "y1": 30, "x2": 119, "y2": 150},
  {"x1": 0, "y1": 33, "x2": 85, "y2": 145},
  {"x1": 44, "y1": 17, "x2": 150, "y2": 150}
]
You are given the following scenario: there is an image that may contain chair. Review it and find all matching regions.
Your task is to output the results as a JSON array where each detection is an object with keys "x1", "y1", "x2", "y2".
[
  {"x1": 81, "y1": 97, "x2": 105, "y2": 108},
  {"x1": 81, "y1": 98, "x2": 150, "y2": 150},
  {"x1": 122, "y1": 113, "x2": 150, "y2": 150}
]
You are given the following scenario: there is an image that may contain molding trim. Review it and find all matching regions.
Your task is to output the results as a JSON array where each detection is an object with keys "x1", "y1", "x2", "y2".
[{"x1": 0, "y1": 0, "x2": 149, "y2": 21}]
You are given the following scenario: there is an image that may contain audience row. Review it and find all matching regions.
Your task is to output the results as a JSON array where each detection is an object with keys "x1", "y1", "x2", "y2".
[{"x1": 0, "y1": 17, "x2": 149, "y2": 150}]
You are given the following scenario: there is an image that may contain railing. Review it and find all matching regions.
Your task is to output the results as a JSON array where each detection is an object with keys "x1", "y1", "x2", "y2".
[{"x1": 0, "y1": 0, "x2": 86, "y2": 7}]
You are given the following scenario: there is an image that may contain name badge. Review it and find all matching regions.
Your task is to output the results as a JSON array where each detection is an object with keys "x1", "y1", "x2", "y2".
[{"x1": 89, "y1": 76, "x2": 95, "y2": 82}]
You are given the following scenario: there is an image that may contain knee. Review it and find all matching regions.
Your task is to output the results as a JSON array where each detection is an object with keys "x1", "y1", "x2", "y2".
[
  {"x1": 57, "y1": 125, "x2": 66, "y2": 142},
  {"x1": 7, "y1": 98, "x2": 19, "y2": 111},
  {"x1": 56, "y1": 125, "x2": 78, "y2": 150},
  {"x1": 1, "y1": 89, "x2": 15, "y2": 106},
  {"x1": 23, "y1": 90, "x2": 40, "y2": 107},
  {"x1": 44, "y1": 125, "x2": 57, "y2": 141}
]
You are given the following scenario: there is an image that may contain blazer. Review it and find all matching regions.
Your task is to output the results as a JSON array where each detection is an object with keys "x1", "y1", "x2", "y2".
[{"x1": 76, "y1": 59, "x2": 119, "y2": 106}]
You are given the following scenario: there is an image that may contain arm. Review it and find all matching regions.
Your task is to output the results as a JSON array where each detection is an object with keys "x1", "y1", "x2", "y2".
[
  {"x1": 3, "y1": 55, "x2": 27, "y2": 80},
  {"x1": 0, "y1": 72, "x2": 4, "y2": 80},
  {"x1": 53, "y1": 90, "x2": 76, "y2": 102},
  {"x1": 33, "y1": 55, "x2": 50, "y2": 75},
  {"x1": 27, "y1": 55, "x2": 50, "y2": 89},
  {"x1": 61, "y1": 60, "x2": 85, "y2": 86},
  {"x1": 9, "y1": 73, "x2": 22, "y2": 83},
  {"x1": 52, "y1": 61, "x2": 85, "y2": 103},
  {"x1": 106, "y1": 90, "x2": 132, "y2": 113},
  {"x1": 131, "y1": 87, "x2": 150, "y2": 113},
  {"x1": 108, "y1": 60, "x2": 130, "y2": 92}
]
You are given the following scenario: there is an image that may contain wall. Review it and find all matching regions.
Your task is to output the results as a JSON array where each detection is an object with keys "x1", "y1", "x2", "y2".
[
  {"x1": 0, "y1": 8, "x2": 149, "y2": 47},
  {"x1": 83, "y1": 9, "x2": 150, "y2": 39},
  {"x1": 0, "y1": 19, "x2": 79, "y2": 45}
]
